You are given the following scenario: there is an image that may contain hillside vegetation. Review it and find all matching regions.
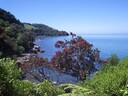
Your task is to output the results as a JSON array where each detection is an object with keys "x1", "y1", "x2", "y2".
[
  {"x1": 24, "y1": 23, "x2": 69, "y2": 36},
  {"x1": 0, "y1": 8, "x2": 33, "y2": 58},
  {"x1": 0, "y1": 55, "x2": 128, "y2": 96},
  {"x1": 0, "y1": 8, "x2": 68, "y2": 58}
]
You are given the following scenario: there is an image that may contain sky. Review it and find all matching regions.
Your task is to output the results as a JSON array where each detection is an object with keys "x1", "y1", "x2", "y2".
[{"x1": 0, "y1": 0, "x2": 128, "y2": 34}]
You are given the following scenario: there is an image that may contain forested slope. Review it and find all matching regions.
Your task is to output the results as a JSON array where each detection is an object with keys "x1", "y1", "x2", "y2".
[{"x1": 0, "y1": 8, "x2": 68, "y2": 58}]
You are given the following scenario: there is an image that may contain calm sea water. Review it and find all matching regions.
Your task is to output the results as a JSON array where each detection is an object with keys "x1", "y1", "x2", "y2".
[{"x1": 35, "y1": 34, "x2": 128, "y2": 60}]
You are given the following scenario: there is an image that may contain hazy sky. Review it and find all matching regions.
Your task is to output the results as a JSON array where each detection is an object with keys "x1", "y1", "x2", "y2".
[{"x1": 0, "y1": 0, "x2": 128, "y2": 34}]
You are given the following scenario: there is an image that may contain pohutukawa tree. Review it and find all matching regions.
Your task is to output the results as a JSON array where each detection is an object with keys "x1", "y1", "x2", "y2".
[
  {"x1": 18, "y1": 55, "x2": 50, "y2": 81},
  {"x1": 51, "y1": 32, "x2": 100, "y2": 80}
]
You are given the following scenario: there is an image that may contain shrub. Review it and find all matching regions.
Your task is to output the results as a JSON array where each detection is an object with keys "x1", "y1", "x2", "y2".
[
  {"x1": 59, "y1": 84, "x2": 93, "y2": 96},
  {"x1": 36, "y1": 80, "x2": 65, "y2": 96},
  {"x1": 108, "y1": 54, "x2": 119, "y2": 66},
  {"x1": 0, "y1": 58, "x2": 21, "y2": 96},
  {"x1": 0, "y1": 58, "x2": 64, "y2": 96},
  {"x1": 79, "y1": 57, "x2": 128, "y2": 96},
  {"x1": 13, "y1": 80, "x2": 35, "y2": 96},
  {"x1": 13, "y1": 80, "x2": 64, "y2": 96}
]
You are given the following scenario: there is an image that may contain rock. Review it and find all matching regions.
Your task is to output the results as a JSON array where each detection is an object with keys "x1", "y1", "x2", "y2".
[{"x1": 32, "y1": 44, "x2": 45, "y2": 53}]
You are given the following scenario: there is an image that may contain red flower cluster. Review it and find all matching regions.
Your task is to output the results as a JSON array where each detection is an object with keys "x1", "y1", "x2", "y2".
[
  {"x1": 55, "y1": 40, "x2": 64, "y2": 48},
  {"x1": 56, "y1": 51, "x2": 61, "y2": 56},
  {"x1": 63, "y1": 48, "x2": 69, "y2": 53},
  {"x1": 51, "y1": 34, "x2": 101, "y2": 80}
]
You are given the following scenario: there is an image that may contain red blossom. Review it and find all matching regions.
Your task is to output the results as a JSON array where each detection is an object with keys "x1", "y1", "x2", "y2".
[
  {"x1": 58, "y1": 40, "x2": 64, "y2": 44},
  {"x1": 56, "y1": 51, "x2": 61, "y2": 56},
  {"x1": 20, "y1": 63, "x2": 29, "y2": 71},
  {"x1": 51, "y1": 58, "x2": 55, "y2": 64},
  {"x1": 71, "y1": 39, "x2": 76, "y2": 44},
  {"x1": 63, "y1": 48, "x2": 69, "y2": 53},
  {"x1": 55, "y1": 40, "x2": 64, "y2": 48},
  {"x1": 51, "y1": 34, "x2": 101, "y2": 80}
]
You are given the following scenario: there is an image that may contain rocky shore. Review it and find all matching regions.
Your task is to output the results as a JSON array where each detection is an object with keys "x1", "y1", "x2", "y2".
[{"x1": 16, "y1": 46, "x2": 80, "y2": 85}]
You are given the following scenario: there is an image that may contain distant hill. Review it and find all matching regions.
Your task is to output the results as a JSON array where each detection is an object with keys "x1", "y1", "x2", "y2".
[
  {"x1": 24, "y1": 23, "x2": 69, "y2": 36},
  {"x1": 0, "y1": 8, "x2": 69, "y2": 58}
]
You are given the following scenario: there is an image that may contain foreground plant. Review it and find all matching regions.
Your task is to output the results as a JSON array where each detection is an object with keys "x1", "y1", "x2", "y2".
[
  {"x1": 0, "y1": 58, "x2": 64, "y2": 96},
  {"x1": 13, "y1": 80, "x2": 64, "y2": 96},
  {"x1": 0, "y1": 58, "x2": 21, "y2": 96},
  {"x1": 79, "y1": 56, "x2": 128, "y2": 96},
  {"x1": 59, "y1": 84, "x2": 93, "y2": 96}
]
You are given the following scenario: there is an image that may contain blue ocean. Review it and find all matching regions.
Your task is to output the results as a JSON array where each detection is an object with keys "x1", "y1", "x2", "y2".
[{"x1": 35, "y1": 34, "x2": 128, "y2": 60}]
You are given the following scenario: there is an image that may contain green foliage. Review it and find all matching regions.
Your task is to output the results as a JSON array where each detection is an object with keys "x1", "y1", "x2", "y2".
[
  {"x1": 0, "y1": 34, "x2": 25, "y2": 58},
  {"x1": 0, "y1": 58, "x2": 64, "y2": 96},
  {"x1": 0, "y1": 8, "x2": 21, "y2": 25},
  {"x1": 0, "y1": 8, "x2": 68, "y2": 58},
  {"x1": 79, "y1": 57, "x2": 128, "y2": 96},
  {"x1": 108, "y1": 54, "x2": 119, "y2": 66},
  {"x1": 100, "y1": 54, "x2": 120, "y2": 71},
  {"x1": 19, "y1": 32, "x2": 35, "y2": 50},
  {"x1": 0, "y1": 9, "x2": 34, "y2": 57},
  {"x1": 120, "y1": 84, "x2": 128, "y2": 96},
  {"x1": 0, "y1": 19, "x2": 9, "y2": 27},
  {"x1": 0, "y1": 58, "x2": 21, "y2": 84},
  {"x1": 59, "y1": 84, "x2": 93, "y2": 96},
  {"x1": 0, "y1": 58, "x2": 21, "y2": 96},
  {"x1": 13, "y1": 80, "x2": 35, "y2": 96},
  {"x1": 36, "y1": 80, "x2": 65, "y2": 96},
  {"x1": 13, "y1": 80, "x2": 64, "y2": 96},
  {"x1": 30, "y1": 23, "x2": 69, "y2": 36},
  {"x1": 4, "y1": 23, "x2": 24, "y2": 38},
  {"x1": 24, "y1": 23, "x2": 38, "y2": 30}
]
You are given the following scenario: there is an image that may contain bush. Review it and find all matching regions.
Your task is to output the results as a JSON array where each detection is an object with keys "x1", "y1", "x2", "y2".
[
  {"x1": 79, "y1": 57, "x2": 128, "y2": 96},
  {"x1": 0, "y1": 58, "x2": 21, "y2": 96},
  {"x1": 108, "y1": 54, "x2": 119, "y2": 66},
  {"x1": 13, "y1": 80, "x2": 35, "y2": 96},
  {"x1": 0, "y1": 58, "x2": 64, "y2": 96},
  {"x1": 13, "y1": 80, "x2": 64, "y2": 96},
  {"x1": 36, "y1": 80, "x2": 65, "y2": 96},
  {"x1": 59, "y1": 84, "x2": 93, "y2": 96}
]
